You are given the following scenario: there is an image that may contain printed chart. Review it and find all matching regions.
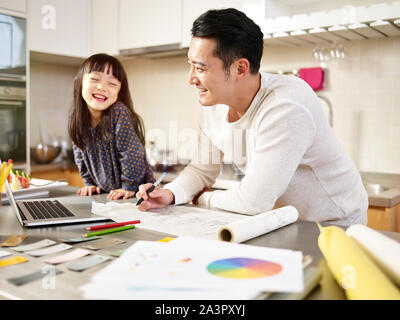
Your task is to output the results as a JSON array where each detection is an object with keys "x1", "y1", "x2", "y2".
[{"x1": 207, "y1": 257, "x2": 282, "y2": 279}]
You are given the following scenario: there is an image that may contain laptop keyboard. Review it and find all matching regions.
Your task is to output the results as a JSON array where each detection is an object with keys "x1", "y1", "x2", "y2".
[{"x1": 22, "y1": 200, "x2": 75, "y2": 220}]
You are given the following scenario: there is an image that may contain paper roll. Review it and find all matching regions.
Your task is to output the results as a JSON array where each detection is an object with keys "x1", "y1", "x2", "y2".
[
  {"x1": 217, "y1": 206, "x2": 299, "y2": 243},
  {"x1": 346, "y1": 224, "x2": 400, "y2": 286},
  {"x1": 318, "y1": 224, "x2": 400, "y2": 300}
]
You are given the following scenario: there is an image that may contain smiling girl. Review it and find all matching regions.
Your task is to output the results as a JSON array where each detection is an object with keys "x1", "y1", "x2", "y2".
[{"x1": 68, "y1": 53, "x2": 155, "y2": 200}]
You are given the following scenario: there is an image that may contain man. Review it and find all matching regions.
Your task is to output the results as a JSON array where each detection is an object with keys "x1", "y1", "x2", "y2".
[{"x1": 136, "y1": 8, "x2": 368, "y2": 226}]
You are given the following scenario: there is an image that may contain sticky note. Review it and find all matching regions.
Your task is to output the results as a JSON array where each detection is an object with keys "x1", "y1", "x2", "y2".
[
  {"x1": 0, "y1": 256, "x2": 28, "y2": 268},
  {"x1": 158, "y1": 237, "x2": 175, "y2": 242}
]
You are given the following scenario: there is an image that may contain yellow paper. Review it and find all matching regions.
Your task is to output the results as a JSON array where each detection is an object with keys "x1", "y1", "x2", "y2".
[
  {"x1": 0, "y1": 235, "x2": 27, "y2": 247},
  {"x1": 317, "y1": 224, "x2": 400, "y2": 300},
  {"x1": 158, "y1": 237, "x2": 175, "y2": 242},
  {"x1": 0, "y1": 256, "x2": 28, "y2": 268}
]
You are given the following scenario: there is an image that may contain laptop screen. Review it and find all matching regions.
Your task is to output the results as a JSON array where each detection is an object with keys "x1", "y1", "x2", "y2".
[{"x1": 4, "y1": 179, "x2": 23, "y2": 225}]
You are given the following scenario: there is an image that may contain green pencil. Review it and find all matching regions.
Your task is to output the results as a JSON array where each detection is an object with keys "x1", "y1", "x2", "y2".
[{"x1": 82, "y1": 224, "x2": 135, "y2": 238}]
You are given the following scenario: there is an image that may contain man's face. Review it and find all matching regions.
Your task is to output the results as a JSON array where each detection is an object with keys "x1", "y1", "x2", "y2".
[{"x1": 187, "y1": 37, "x2": 235, "y2": 106}]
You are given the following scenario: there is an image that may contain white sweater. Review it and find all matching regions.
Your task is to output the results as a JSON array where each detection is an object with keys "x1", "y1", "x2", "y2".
[{"x1": 165, "y1": 72, "x2": 368, "y2": 226}]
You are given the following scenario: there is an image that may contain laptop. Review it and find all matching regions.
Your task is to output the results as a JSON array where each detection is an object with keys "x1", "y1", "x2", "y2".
[{"x1": 5, "y1": 180, "x2": 109, "y2": 227}]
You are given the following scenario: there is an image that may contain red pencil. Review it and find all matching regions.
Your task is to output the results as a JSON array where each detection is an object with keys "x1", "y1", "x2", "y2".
[{"x1": 85, "y1": 220, "x2": 140, "y2": 231}]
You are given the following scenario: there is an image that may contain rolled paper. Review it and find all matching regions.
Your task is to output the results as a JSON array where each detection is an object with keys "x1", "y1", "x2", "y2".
[
  {"x1": 217, "y1": 206, "x2": 298, "y2": 243},
  {"x1": 346, "y1": 224, "x2": 400, "y2": 286},
  {"x1": 317, "y1": 224, "x2": 400, "y2": 300}
]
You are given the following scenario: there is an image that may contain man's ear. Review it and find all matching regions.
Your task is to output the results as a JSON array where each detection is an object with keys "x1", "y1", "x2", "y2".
[{"x1": 233, "y1": 58, "x2": 250, "y2": 78}]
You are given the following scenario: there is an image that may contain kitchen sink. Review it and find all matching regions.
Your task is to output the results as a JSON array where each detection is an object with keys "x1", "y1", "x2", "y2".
[{"x1": 363, "y1": 183, "x2": 390, "y2": 195}]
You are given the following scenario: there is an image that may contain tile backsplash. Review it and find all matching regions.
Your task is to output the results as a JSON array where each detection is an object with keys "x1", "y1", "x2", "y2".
[
  {"x1": 30, "y1": 60, "x2": 78, "y2": 150},
  {"x1": 29, "y1": 36, "x2": 400, "y2": 174}
]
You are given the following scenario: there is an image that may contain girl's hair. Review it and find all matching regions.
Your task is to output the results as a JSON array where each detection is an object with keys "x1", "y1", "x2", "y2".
[{"x1": 68, "y1": 53, "x2": 145, "y2": 149}]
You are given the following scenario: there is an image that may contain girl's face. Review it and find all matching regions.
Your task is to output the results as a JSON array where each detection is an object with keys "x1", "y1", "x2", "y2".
[{"x1": 81, "y1": 66, "x2": 122, "y2": 120}]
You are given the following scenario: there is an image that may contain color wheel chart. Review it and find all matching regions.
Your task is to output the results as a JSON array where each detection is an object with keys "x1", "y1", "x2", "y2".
[{"x1": 207, "y1": 257, "x2": 282, "y2": 279}]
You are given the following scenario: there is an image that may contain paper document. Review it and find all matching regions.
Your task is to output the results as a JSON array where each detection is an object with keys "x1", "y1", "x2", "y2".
[
  {"x1": 80, "y1": 237, "x2": 303, "y2": 300},
  {"x1": 91, "y1": 201, "x2": 245, "y2": 239}
]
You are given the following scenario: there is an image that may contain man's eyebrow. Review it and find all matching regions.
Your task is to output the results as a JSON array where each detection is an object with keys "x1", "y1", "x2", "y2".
[{"x1": 188, "y1": 59, "x2": 207, "y2": 67}]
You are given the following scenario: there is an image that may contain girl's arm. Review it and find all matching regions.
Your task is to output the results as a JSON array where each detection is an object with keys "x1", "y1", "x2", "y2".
[
  {"x1": 114, "y1": 106, "x2": 155, "y2": 191},
  {"x1": 72, "y1": 144, "x2": 96, "y2": 186}
]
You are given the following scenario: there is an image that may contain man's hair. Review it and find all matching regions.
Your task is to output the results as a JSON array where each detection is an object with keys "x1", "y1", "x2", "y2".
[{"x1": 191, "y1": 8, "x2": 263, "y2": 75}]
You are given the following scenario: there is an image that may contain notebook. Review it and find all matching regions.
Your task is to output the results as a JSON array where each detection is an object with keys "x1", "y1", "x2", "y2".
[{"x1": 4, "y1": 180, "x2": 109, "y2": 227}]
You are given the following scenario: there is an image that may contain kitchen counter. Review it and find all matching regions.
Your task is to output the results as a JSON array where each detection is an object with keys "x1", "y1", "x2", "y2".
[
  {"x1": 1, "y1": 185, "x2": 399, "y2": 300},
  {"x1": 30, "y1": 159, "x2": 78, "y2": 173},
  {"x1": 155, "y1": 167, "x2": 400, "y2": 209},
  {"x1": 0, "y1": 185, "x2": 399, "y2": 300}
]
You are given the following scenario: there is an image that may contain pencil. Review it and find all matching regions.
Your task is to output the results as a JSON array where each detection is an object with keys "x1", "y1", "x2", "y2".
[
  {"x1": 82, "y1": 224, "x2": 136, "y2": 238},
  {"x1": 136, "y1": 172, "x2": 167, "y2": 206},
  {"x1": 0, "y1": 162, "x2": 13, "y2": 191},
  {"x1": 85, "y1": 220, "x2": 140, "y2": 231}
]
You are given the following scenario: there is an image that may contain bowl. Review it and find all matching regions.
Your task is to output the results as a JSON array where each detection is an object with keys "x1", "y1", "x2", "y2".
[{"x1": 30, "y1": 144, "x2": 62, "y2": 164}]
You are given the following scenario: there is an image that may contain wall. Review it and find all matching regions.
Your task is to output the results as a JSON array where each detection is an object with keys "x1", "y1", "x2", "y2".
[
  {"x1": 29, "y1": 60, "x2": 78, "y2": 150},
  {"x1": 122, "y1": 36, "x2": 400, "y2": 174}
]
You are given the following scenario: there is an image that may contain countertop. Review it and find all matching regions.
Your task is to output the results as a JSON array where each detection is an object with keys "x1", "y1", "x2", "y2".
[
  {"x1": 0, "y1": 185, "x2": 399, "y2": 300},
  {"x1": 31, "y1": 160, "x2": 400, "y2": 208},
  {"x1": 155, "y1": 167, "x2": 400, "y2": 208},
  {"x1": 30, "y1": 159, "x2": 78, "y2": 173}
]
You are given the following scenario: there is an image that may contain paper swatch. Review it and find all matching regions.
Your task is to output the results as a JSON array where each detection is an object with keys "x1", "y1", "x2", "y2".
[
  {"x1": 0, "y1": 256, "x2": 28, "y2": 268},
  {"x1": 318, "y1": 224, "x2": 400, "y2": 300},
  {"x1": 83, "y1": 238, "x2": 126, "y2": 250},
  {"x1": 346, "y1": 224, "x2": 400, "y2": 286},
  {"x1": 59, "y1": 236, "x2": 102, "y2": 243},
  {"x1": 217, "y1": 206, "x2": 299, "y2": 243},
  {"x1": 0, "y1": 250, "x2": 12, "y2": 258},
  {"x1": 8, "y1": 269, "x2": 63, "y2": 286},
  {"x1": 42, "y1": 248, "x2": 91, "y2": 265},
  {"x1": 13, "y1": 239, "x2": 56, "y2": 252},
  {"x1": 68, "y1": 255, "x2": 110, "y2": 272},
  {"x1": 0, "y1": 235, "x2": 27, "y2": 247},
  {"x1": 27, "y1": 243, "x2": 72, "y2": 257}
]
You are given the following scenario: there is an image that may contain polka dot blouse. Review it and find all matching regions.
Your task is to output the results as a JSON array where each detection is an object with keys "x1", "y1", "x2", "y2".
[{"x1": 73, "y1": 102, "x2": 155, "y2": 192}]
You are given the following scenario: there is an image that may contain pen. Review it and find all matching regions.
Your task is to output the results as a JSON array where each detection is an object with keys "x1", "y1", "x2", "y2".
[
  {"x1": 85, "y1": 220, "x2": 140, "y2": 231},
  {"x1": 136, "y1": 172, "x2": 167, "y2": 206},
  {"x1": 82, "y1": 224, "x2": 136, "y2": 238}
]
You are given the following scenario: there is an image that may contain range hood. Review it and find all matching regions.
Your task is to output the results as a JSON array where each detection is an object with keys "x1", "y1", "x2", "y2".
[{"x1": 119, "y1": 43, "x2": 188, "y2": 58}]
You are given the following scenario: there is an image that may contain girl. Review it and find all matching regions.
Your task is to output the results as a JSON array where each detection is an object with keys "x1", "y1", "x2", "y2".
[{"x1": 68, "y1": 53, "x2": 155, "y2": 200}]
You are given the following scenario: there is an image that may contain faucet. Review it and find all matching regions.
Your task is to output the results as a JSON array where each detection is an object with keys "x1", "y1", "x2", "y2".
[{"x1": 317, "y1": 93, "x2": 333, "y2": 128}]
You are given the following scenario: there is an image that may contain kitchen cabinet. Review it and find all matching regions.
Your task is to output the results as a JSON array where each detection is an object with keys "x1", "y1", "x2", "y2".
[
  {"x1": 119, "y1": 0, "x2": 182, "y2": 52},
  {"x1": 27, "y1": 0, "x2": 91, "y2": 58},
  {"x1": 261, "y1": 0, "x2": 400, "y2": 46},
  {"x1": 0, "y1": 0, "x2": 26, "y2": 16},
  {"x1": 91, "y1": 0, "x2": 118, "y2": 55},
  {"x1": 367, "y1": 204, "x2": 400, "y2": 233},
  {"x1": 31, "y1": 168, "x2": 84, "y2": 188}
]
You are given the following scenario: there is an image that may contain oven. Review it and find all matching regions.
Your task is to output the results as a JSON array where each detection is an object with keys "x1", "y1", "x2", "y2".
[
  {"x1": 0, "y1": 81, "x2": 26, "y2": 163},
  {"x1": 0, "y1": 12, "x2": 27, "y2": 163}
]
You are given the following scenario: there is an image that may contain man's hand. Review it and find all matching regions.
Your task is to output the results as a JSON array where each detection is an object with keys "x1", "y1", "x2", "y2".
[
  {"x1": 107, "y1": 189, "x2": 135, "y2": 200},
  {"x1": 77, "y1": 185, "x2": 101, "y2": 196},
  {"x1": 135, "y1": 183, "x2": 175, "y2": 211}
]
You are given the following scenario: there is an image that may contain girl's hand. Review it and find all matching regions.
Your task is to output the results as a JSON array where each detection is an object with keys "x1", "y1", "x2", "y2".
[
  {"x1": 107, "y1": 189, "x2": 135, "y2": 200},
  {"x1": 77, "y1": 185, "x2": 101, "y2": 196}
]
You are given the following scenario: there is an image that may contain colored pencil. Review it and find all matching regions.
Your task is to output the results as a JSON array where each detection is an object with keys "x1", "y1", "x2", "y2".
[
  {"x1": 82, "y1": 224, "x2": 136, "y2": 238},
  {"x1": 0, "y1": 162, "x2": 13, "y2": 191},
  {"x1": 85, "y1": 220, "x2": 140, "y2": 231}
]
